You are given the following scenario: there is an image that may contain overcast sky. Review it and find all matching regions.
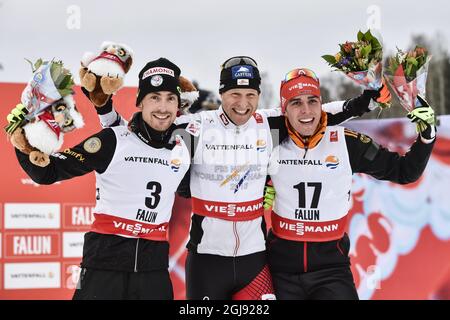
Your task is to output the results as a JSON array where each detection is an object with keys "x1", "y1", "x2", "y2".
[{"x1": 1, "y1": 0, "x2": 449, "y2": 104}]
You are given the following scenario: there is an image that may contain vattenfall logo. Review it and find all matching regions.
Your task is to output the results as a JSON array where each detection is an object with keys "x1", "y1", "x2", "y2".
[
  {"x1": 10, "y1": 272, "x2": 55, "y2": 279},
  {"x1": 256, "y1": 139, "x2": 266, "y2": 152},
  {"x1": 325, "y1": 155, "x2": 339, "y2": 169},
  {"x1": 170, "y1": 159, "x2": 181, "y2": 172},
  {"x1": 10, "y1": 212, "x2": 54, "y2": 219}
]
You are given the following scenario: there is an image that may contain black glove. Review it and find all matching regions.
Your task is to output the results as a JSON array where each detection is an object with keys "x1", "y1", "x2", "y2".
[
  {"x1": 343, "y1": 89, "x2": 380, "y2": 117},
  {"x1": 80, "y1": 86, "x2": 90, "y2": 100},
  {"x1": 80, "y1": 86, "x2": 113, "y2": 115}
]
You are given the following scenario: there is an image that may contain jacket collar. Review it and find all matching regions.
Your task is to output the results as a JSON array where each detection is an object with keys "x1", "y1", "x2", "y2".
[
  {"x1": 128, "y1": 112, "x2": 176, "y2": 149},
  {"x1": 286, "y1": 111, "x2": 328, "y2": 150},
  {"x1": 215, "y1": 106, "x2": 253, "y2": 131}
]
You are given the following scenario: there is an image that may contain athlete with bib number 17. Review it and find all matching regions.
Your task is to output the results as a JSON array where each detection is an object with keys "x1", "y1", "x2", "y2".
[{"x1": 264, "y1": 68, "x2": 436, "y2": 300}]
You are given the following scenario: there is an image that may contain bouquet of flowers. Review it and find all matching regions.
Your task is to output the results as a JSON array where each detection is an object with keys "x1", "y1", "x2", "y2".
[
  {"x1": 385, "y1": 46, "x2": 431, "y2": 112},
  {"x1": 322, "y1": 30, "x2": 391, "y2": 109},
  {"x1": 5, "y1": 59, "x2": 84, "y2": 167},
  {"x1": 5, "y1": 58, "x2": 76, "y2": 135}
]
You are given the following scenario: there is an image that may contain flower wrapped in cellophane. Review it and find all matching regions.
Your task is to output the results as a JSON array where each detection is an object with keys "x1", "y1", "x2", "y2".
[
  {"x1": 322, "y1": 30, "x2": 391, "y2": 109},
  {"x1": 5, "y1": 59, "x2": 84, "y2": 167},
  {"x1": 385, "y1": 46, "x2": 431, "y2": 113}
]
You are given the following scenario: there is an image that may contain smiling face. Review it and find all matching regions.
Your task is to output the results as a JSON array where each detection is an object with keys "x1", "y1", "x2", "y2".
[
  {"x1": 139, "y1": 91, "x2": 179, "y2": 131},
  {"x1": 220, "y1": 88, "x2": 259, "y2": 126},
  {"x1": 285, "y1": 94, "x2": 322, "y2": 137}
]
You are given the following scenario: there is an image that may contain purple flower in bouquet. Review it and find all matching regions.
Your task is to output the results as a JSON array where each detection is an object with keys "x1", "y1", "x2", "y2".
[{"x1": 322, "y1": 30, "x2": 391, "y2": 109}]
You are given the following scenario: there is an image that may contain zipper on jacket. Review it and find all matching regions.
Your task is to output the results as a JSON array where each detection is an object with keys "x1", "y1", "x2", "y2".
[
  {"x1": 337, "y1": 239, "x2": 345, "y2": 255},
  {"x1": 303, "y1": 138, "x2": 309, "y2": 159},
  {"x1": 134, "y1": 238, "x2": 140, "y2": 272},
  {"x1": 303, "y1": 242, "x2": 308, "y2": 272},
  {"x1": 233, "y1": 222, "x2": 240, "y2": 257}
]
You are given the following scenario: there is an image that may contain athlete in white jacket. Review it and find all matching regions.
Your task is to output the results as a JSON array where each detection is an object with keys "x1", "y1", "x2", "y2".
[{"x1": 94, "y1": 56, "x2": 380, "y2": 299}]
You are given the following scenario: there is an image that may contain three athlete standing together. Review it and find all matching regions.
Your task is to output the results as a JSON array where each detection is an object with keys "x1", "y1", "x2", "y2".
[{"x1": 8, "y1": 55, "x2": 436, "y2": 300}]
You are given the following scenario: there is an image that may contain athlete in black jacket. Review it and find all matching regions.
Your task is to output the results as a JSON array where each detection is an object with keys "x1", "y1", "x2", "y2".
[
  {"x1": 264, "y1": 68, "x2": 436, "y2": 300},
  {"x1": 9, "y1": 58, "x2": 193, "y2": 300}
]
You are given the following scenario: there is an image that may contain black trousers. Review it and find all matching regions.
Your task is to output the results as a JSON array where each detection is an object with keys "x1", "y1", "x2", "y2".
[
  {"x1": 185, "y1": 251, "x2": 274, "y2": 300},
  {"x1": 72, "y1": 268, "x2": 173, "y2": 300},
  {"x1": 271, "y1": 266, "x2": 359, "y2": 300}
]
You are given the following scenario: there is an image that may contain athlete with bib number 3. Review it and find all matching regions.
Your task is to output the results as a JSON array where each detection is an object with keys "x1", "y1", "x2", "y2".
[
  {"x1": 9, "y1": 58, "x2": 192, "y2": 299},
  {"x1": 264, "y1": 68, "x2": 436, "y2": 300}
]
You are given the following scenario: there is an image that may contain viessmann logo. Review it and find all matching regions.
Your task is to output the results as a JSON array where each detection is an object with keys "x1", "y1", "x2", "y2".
[
  {"x1": 279, "y1": 221, "x2": 339, "y2": 235},
  {"x1": 204, "y1": 202, "x2": 263, "y2": 217},
  {"x1": 113, "y1": 221, "x2": 166, "y2": 236},
  {"x1": 288, "y1": 82, "x2": 318, "y2": 91}
]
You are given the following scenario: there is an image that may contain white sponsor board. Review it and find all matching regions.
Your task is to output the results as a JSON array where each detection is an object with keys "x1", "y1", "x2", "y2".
[
  {"x1": 63, "y1": 232, "x2": 85, "y2": 258},
  {"x1": 4, "y1": 262, "x2": 61, "y2": 289},
  {"x1": 4, "y1": 203, "x2": 60, "y2": 229}
]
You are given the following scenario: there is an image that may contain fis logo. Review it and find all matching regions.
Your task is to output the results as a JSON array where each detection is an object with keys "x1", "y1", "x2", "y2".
[
  {"x1": 256, "y1": 139, "x2": 266, "y2": 152},
  {"x1": 325, "y1": 155, "x2": 339, "y2": 169},
  {"x1": 232, "y1": 65, "x2": 254, "y2": 79},
  {"x1": 170, "y1": 159, "x2": 181, "y2": 172}
]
